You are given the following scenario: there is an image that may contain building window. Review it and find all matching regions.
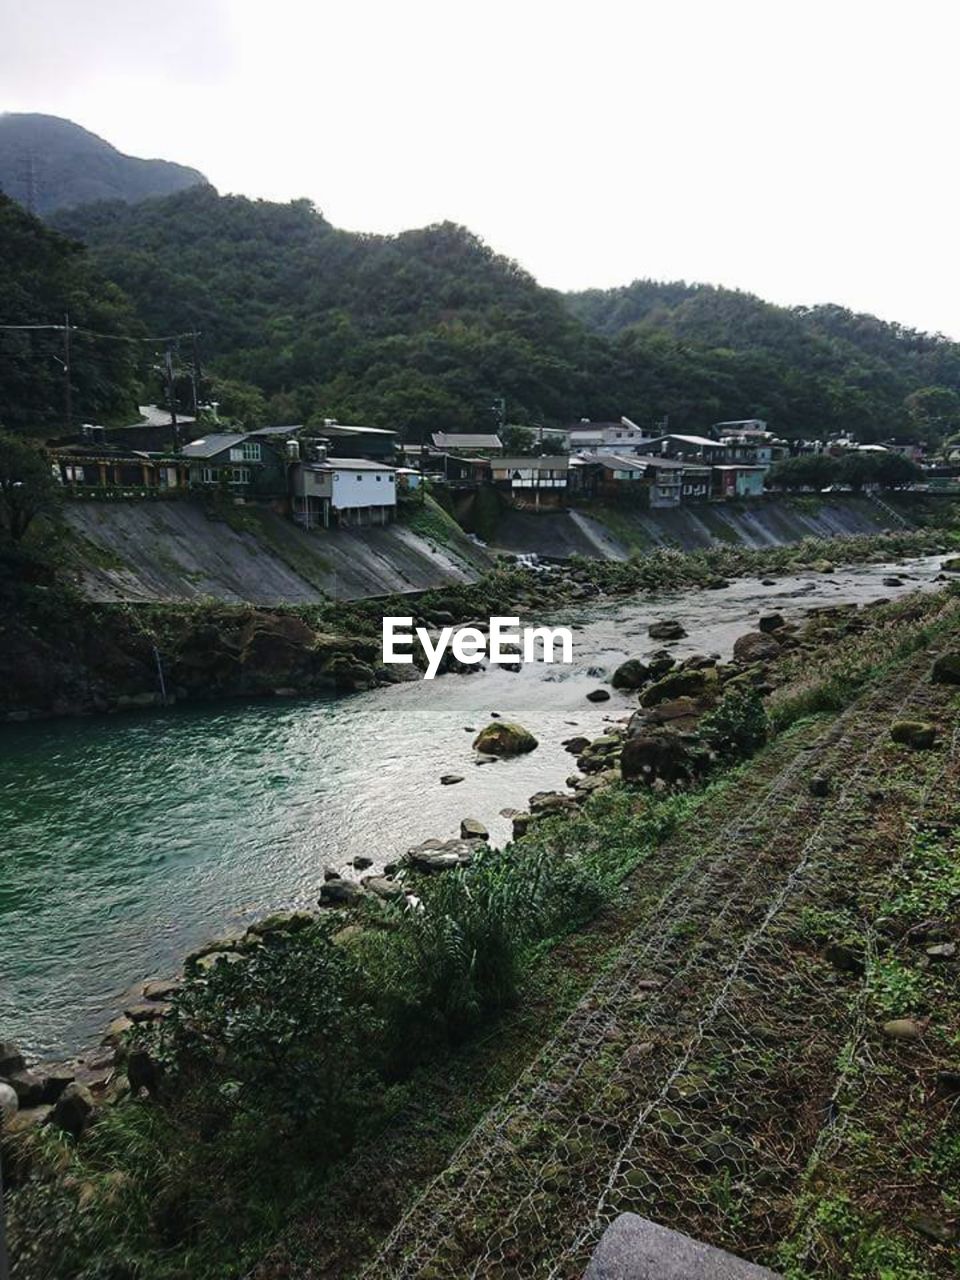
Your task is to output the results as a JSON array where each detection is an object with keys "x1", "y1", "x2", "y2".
[
  {"x1": 376, "y1": 473, "x2": 382, "y2": 481},
  {"x1": 200, "y1": 467, "x2": 220, "y2": 484},
  {"x1": 388, "y1": 474, "x2": 395, "y2": 483},
  {"x1": 228, "y1": 467, "x2": 251, "y2": 485},
  {"x1": 242, "y1": 442, "x2": 261, "y2": 462},
  {"x1": 356, "y1": 474, "x2": 362, "y2": 481}
]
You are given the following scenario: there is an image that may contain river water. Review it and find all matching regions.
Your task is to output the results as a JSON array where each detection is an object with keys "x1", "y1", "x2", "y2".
[{"x1": 0, "y1": 556, "x2": 946, "y2": 1058}]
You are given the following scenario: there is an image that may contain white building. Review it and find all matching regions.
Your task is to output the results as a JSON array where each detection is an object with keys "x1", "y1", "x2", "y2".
[{"x1": 291, "y1": 457, "x2": 397, "y2": 529}]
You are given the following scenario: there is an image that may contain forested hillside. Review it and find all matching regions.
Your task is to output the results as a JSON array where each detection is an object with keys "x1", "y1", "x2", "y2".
[
  {"x1": 0, "y1": 195, "x2": 141, "y2": 432},
  {"x1": 39, "y1": 186, "x2": 960, "y2": 442},
  {"x1": 0, "y1": 114, "x2": 207, "y2": 217}
]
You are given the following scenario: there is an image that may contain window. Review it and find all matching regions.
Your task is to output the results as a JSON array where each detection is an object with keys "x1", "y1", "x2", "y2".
[
  {"x1": 228, "y1": 467, "x2": 251, "y2": 485},
  {"x1": 376, "y1": 473, "x2": 382, "y2": 482},
  {"x1": 356, "y1": 474, "x2": 362, "y2": 481},
  {"x1": 242, "y1": 442, "x2": 261, "y2": 462},
  {"x1": 200, "y1": 467, "x2": 220, "y2": 484},
  {"x1": 388, "y1": 474, "x2": 395, "y2": 483}
]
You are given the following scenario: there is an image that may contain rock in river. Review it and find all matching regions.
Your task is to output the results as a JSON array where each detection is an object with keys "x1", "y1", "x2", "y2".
[
  {"x1": 611, "y1": 658, "x2": 650, "y2": 691},
  {"x1": 460, "y1": 817, "x2": 489, "y2": 840},
  {"x1": 733, "y1": 632, "x2": 781, "y2": 664},
  {"x1": 648, "y1": 619, "x2": 686, "y2": 641},
  {"x1": 586, "y1": 688, "x2": 611, "y2": 703},
  {"x1": 472, "y1": 722, "x2": 538, "y2": 755}
]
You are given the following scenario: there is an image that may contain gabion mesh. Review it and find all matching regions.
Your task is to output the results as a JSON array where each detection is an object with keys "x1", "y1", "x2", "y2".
[{"x1": 360, "y1": 649, "x2": 958, "y2": 1279}]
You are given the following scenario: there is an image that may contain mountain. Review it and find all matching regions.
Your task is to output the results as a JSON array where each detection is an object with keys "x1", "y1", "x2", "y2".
[
  {"x1": 0, "y1": 194, "x2": 141, "y2": 432},
  {"x1": 48, "y1": 184, "x2": 960, "y2": 442},
  {"x1": 0, "y1": 114, "x2": 208, "y2": 217}
]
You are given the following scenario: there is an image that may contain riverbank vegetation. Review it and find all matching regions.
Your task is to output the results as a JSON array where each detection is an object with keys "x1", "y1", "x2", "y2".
[{"x1": 7, "y1": 587, "x2": 960, "y2": 1279}]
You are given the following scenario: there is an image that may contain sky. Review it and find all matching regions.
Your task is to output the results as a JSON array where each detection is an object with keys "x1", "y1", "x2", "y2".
[{"x1": 3, "y1": 0, "x2": 959, "y2": 336}]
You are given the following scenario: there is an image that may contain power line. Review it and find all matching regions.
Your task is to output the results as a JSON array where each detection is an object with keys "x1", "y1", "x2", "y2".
[{"x1": 0, "y1": 323, "x2": 200, "y2": 344}]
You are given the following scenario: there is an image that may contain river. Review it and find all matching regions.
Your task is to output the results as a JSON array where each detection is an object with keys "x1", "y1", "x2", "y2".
[{"x1": 0, "y1": 555, "x2": 946, "y2": 1059}]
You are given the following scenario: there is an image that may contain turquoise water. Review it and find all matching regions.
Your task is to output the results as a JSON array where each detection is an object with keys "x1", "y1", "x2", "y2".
[{"x1": 0, "y1": 555, "x2": 943, "y2": 1059}]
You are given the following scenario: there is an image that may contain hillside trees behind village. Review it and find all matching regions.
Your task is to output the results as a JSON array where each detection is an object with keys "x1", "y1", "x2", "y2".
[
  {"x1": 47, "y1": 187, "x2": 960, "y2": 442},
  {"x1": 0, "y1": 196, "x2": 142, "y2": 433}
]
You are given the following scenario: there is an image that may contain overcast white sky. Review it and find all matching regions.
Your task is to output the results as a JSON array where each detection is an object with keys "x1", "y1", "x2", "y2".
[{"x1": 3, "y1": 0, "x2": 958, "y2": 336}]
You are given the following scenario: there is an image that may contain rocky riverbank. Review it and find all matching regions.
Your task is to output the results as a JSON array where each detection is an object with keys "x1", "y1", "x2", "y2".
[{"x1": 4, "y1": 579, "x2": 958, "y2": 1162}]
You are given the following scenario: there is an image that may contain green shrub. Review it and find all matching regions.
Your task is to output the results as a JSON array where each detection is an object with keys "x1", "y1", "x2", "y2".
[{"x1": 700, "y1": 687, "x2": 769, "y2": 761}]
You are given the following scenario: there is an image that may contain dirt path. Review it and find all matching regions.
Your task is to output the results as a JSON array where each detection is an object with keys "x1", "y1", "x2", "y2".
[{"x1": 360, "y1": 651, "x2": 958, "y2": 1278}]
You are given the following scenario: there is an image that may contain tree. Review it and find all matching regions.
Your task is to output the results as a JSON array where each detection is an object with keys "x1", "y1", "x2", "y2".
[
  {"x1": 875, "y1": 451, "x2": 921, "y2": 489},
  {"x1": 766, "y1": 454, "x2": 838, "y2": 490},
  {"x1": 0, "y1": 430, "x2": 60, "y2": 542},
  {"x1": 904, "y1": 386, "x2": 960, "y2": 443}
]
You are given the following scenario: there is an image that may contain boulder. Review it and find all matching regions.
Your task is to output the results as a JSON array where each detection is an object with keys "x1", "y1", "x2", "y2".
[
  {"x1": 102, "y1": 1016, "x2": 134, "y2": 1046},
  {"x1": 49, "y1": 1082, "x2": 95, "y2": 1138},
  {"x1": 528, "y1": 791, "x2": 578, "y2": 817},
  {"x1": 563, "y1": 735, "x2": 592, "y2": 754},
  {"x1": 142, "y1": 978, "x2": 182, "y2": 1001},
  {"x1": 758, "y1": 613, "x2": 785, "y2": 634},
  {"x1": 126, "y1": 1048, "x2": 163, "y2": 1096},
  {"x1": 247, "y1": 910, "x2": 315, "y2": 938},
  {"x1": 611, "y1": 659, "x2": 650, "y2": 691},
  {"x1": 931, "y1": 653, "x2": 960, "y2": 685},
  {"x1": 813, "y1": 560, "x2": 835, "y2": 574},
  {"x1": 733, "y1": 632, "x2": 781, "y2": 665},
  {"x1": 890, "y1": 720, "x2": 937, "y2": 750},
  {"x1": 0, "y1": 1080, "x2": 18, "y2": 1122},
  {"x1": 586, "y1": 688, "x2": 611, "y2": 703},
  {"x1": 941, "y1": 556, "x2": 960, "y2": 572},
  {"x1": 648, "y1": 620, "x2": 686, "y2": 641},
  {"x1": 460, "y1": 817, "x2": 489, "y2": 840},
  {"x1": 5, "y1": 1071, "x2": 46, "y2": 1108},
  {"x1": 472, "y1": 722, "x2": 538, "y2": 756},
  {"x1": 584, "y1": 1212, "x2": 782, "y2": 1279},
  {"x1": 319, "y1": 879, "x2": 367, "y2": 906},
  {"x1": 405, "y1": 837, "x2": 477, "y2": 871},
  {"x1": 621, "y1": 730, "x2": 706, "y2": 787},
  {"x1": 809, "y1": 775, "x2": 830, "y2": 798},
  {"x1": 440, "y1": 773, "x2": 464, "y2": 785},
  {"x1": 352, "y1": 855, "x2": 374, "y2": 870},
  {"x1": 124, "y1": 1002, "x2": 170, "y2": 1024},
  {"x1": 361, "y1": 875, "x2": 405, "y2": 901},
  {"x1": 0, "y1": 1040, "x2": 25, "y2": 1077},
  {"x1": 196, "y1": 950, "x2": 245, "y2": 973},
  {"x1": 639, "y1": 669, "x2": 707, "y2": 707}
]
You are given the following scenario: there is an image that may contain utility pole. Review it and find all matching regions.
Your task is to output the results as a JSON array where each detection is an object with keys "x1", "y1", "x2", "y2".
[
  {"x1": 63, "y1": 312, "x2": 73, "y2": 435},
  {"x1": 164, "y1": 346, "x2": 180, "y2": 452},
  {"x1": 190, "y1": 331, "x2": 201, "y2": 415}
]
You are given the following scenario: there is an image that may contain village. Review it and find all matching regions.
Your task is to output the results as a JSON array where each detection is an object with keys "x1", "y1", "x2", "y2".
[{"x1": 45, "y1": 409, "x2": 955, "y2": 532}]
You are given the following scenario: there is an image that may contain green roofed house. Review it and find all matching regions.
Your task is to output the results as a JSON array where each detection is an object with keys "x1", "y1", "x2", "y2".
[{"x1": 180, "y1": 430, "x2": 293, "y2": 498}]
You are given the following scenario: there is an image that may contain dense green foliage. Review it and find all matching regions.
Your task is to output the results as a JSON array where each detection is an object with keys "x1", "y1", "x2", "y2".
[
  {"x1": 568, "y1": 279, "x2": 960, "y2": 441},
  {"x1": 49, "y1": 188, "x2": 960, "y2": 442},
  {"x1": 0, "y1": 430, "x2": 59, "y2": 540},
  {"x1": 0, "y1": 195, "x2": 141, "y2": 431},
  {"x1": 0, "y1": 114, "x2": 207, "y2": 217},
  {"x1": 767, "y1": 450, "x2": 921, "y2": 491}
]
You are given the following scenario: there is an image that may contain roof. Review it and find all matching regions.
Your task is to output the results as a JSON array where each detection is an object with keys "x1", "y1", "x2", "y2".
[
  {"x1": 249, "y1": 424, "x2": 305, "y2": 437},
  {"x1": 181, "y1": 433, "x2": 247, "y2": 459},
  {"x1": 580, "y1": 452, "x2": 685, "y2": 471},
  {"x1": 712, "y1": 464, "x2": 768, "y2": 471},
  {"x1": 496, "y1": 456, "x2": 569, "y2": 470},
  {"x1": 134, "y1": 403, "x2": 196, "y2": 428},
  {"x1": 432, "y1": 432, "x2": 503, "y2": 449},
  {"x1": 320, "y1": 423, "x2": 397, "y2": 437},
  {"x1": 306, "y1": 457, "x2": 396, "y2": 472},
  {"x1": 658, "y1": 434, "x2": 725, "y2": 448}
]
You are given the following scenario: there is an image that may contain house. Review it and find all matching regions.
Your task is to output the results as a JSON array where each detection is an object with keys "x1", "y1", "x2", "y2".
[
  {"x1": 290, "y1": 457, "x2": 397, "y2": 528},
  {"x1": 316, "y1": 420, "x2": 397, "y2": 461},
  {"x1": 490, "y1": 456, "x2": 569, "y2": 506},
  {"x1": 574, "y1": 453, "x2": 688, "y2": 508},
  {"x1": 712, "y1": 418, "x2": 769, "y2": 434},
  {"x1": 645, "y1": 434, "x2": 728, "y2": 463},
  {"x1": 51, "y1": 440, "x2": 188, "y2": 493},
  {"x1": 430, "y1": 432, "x2": 503, "y2": 455},
  {"x1": 180, "y1": 431, "x2": 289, "y2": 498},
  {"x1": 715, "y1": 430, "x2": 789, "y2": 471},
  {"x1": 712, "y1": 465, "x2": 767, "y2": 499},
  {"x1": 566, "y1": 417, "x2": 655, "y2": 455},
  {"x1": 883, "y1": 438, "x2": 926, "y2": 462}
]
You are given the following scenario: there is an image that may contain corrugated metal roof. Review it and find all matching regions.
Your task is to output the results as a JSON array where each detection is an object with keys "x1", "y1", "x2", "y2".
[{"x1": 181, "y1": 433, "x2": 247, "y2": 458}]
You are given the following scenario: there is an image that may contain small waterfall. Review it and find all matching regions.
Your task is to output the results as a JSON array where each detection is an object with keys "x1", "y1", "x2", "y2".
[{"x1": 152, "y1": 644, "x2": 168, "y2": 706}]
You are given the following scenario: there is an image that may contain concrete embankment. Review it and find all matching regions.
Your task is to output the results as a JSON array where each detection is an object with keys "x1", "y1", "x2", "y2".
[
  {"x1": 491, "y1": 495, "x2": 902, "y2": 559},
  {"x1": 62, "y1": 501, "x2": 492, "y2": 603}
]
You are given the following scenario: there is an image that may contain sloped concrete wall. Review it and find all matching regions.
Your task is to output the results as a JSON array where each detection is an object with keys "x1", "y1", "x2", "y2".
[{"x1": 63, "y1": 502, "x2": 491, "y2": 603}]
